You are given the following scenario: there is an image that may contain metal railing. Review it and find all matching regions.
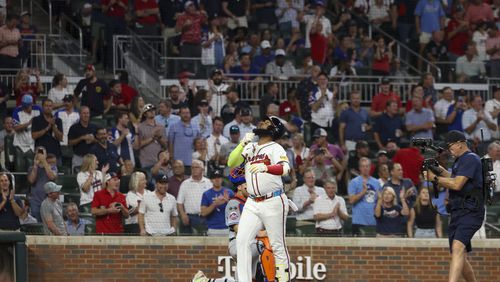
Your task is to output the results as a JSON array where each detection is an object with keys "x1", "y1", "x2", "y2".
[
  {"x1": 20, "y1": 34, "x2": 47, "y2": 71},
  {"x1": 113, "y1": 33, "x2": 165, "y2": 74},
  {"x1": 0, "y1": 74, "x2": 83, "y2": 95}
]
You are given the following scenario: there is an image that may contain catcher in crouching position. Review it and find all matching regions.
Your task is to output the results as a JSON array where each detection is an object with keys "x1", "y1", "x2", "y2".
[{"x1": 227, "y1": 116, "x2": 291, "y2": 282}]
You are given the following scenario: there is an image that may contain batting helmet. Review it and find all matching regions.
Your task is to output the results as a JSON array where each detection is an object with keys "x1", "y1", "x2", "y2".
[{"x1": 266, "y1": 116, "x2": 286, "y2": 140}]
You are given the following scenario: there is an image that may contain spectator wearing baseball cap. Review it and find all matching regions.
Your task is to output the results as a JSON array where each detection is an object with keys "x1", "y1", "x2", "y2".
[
  {"x1": 192, "y1": 99, "x2": 213, "y2": 138},
  {"x1": 237, "y1": 107, "x2": 256, "y2": 140},
  {"x1": 200, "y1": 169, "x2": 234, "y2": 236},
  {"x1": 252, "y1": 40, "x2": 275, "y2": 72},
  {"x1": 370, "y1": 77, "x2": 403, "y2": 117},
  {"x1": 347, "y1": 141, "x2": 373, "y2": 178},
  {"x1": 310, "y1": 128, "x2": 345, "y2": 168},
  {"x1": 91, "y1": 172, "x2": 129, "y2": 234},
  {"x1": 40, "y1": 182, "x2": 67, "y2": 235},
  {"x1": 74, "y1": 64, "x2": 111, "y2": 117},
  {"x1": 265, "y1": 49, "x2": 297, "y2": 80}
]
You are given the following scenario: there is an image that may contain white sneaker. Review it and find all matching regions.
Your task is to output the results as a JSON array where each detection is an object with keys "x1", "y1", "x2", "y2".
[{"x1": 192, "y1": 270, "x2": 209, "y2": 282}]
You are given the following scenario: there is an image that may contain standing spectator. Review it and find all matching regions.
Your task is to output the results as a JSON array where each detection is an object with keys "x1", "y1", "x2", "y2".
[
  {"x1": 158, "y1": 0, "x2": 183, "y2": 54},
  {"x1": 405, "y1": 95, "x2": 435, "y2": 139},
  {"x1": 347, "y1": 141, "x2": 372, "y2": 178},
  {"x1": 31, "y1": 99, "x2": 63, "y2": 161},
  {"x1": 167, "y1": 160, "x2": 188, "y2": 199},
  {"x1": 167, "y1": 84, "x2": 188, "y2": 115},
  {"x1": 414, "y1": 0, "x2": 445, "y2": 70},
  {"x1": 309, "y1": 128, "x2": 345, "y2": 167},
  {"x1": 201, "y1": 18, "x2": 226, "y2": 68},
  {"x1": 155, "y1": 99, "x2": 181, "y2": 138},
  {"x1": 169, "y1": 106, "x2": 200, "y2": 171},
  {"x1": 275, "y1": 0, "x2": 300, "y2": 36},
  {"x1": 125, "y1": 171, "x2": 152, "y2": 234},
  {"x1": 462, "y1": 95, "x2": 497, "y2": 143},
  {"x1": 177, "y1": 160, "x2": 212, "y2": 234},
  {"x1": 54, "y1": 94, "x2": 80, "y2": 147},
  {"x1": 374, "y1": 186, "x2": 409, "y2": 237},
  {"x1": 139, "y1": 174, "x2": 178, "y2": 236},
  {"x1": 370, "y1": 78, "x2": 402, "y2": 117},
  {"x1": 309, "y1": 72, "x2": 336, "y2": 138},
  {"x1": 118, "y1": 71, "x2": 138, "y2": 107},
  {"x1": 425, "y1": 30, "x2": 450, "y2": 79},
  {"x1": 222, "y1": 0, "x2": 249, "y2": 30},
  {"x1": 102, "y1": 0, "x2": 128, "y2": 70},
  {"x1": 207, "y1": 117, "x2": 229, "y2": 167},
  {"x1": 421, "y1": 73, "x2": 437, "y2": 105},
  {"x1": 368, "y1": 0, "x2": 391, "y2": 29},
  {"x1": 434, "y1": 87, "x2": 455, "y2": 136},
  {"x1": 200, "y1": 169, "x2": 234, "y2": 236},
  {"x1": 129, "y1": 95, "x2": 145, "y2": 125},
  {"x1": 12, "y1": 95, "x2": 41, "y2": 172},
  {"x1": 486, "y1": 142, "x2": 500, "y2": 196},
  {"x1": 0, "y1": 117, "x2": 14, "y2": 170},
  {"x1": 105, "y1": 80, "x2": 129, "y2": 114},
  {"x1": 13, "y1": 69, "x2": 43, "y2": 107},
  {"x1": 472, "y1": 22, "x2": 489, "y2": 62},
  {"x1": 446, "y1": 93, "x2": 468, "y2": 132},
  {"x1": 291, "y1": 133, "x2": 310, "y2": 177},
  {"x1": 373, "y1": 100, "x2": 404, "y2": 149},
  {"x1": 446, "y1": 7, "x2": 469, "y2": 62},
  {"x1": 260, "y1": 82, "x2": 279, "y2": 120},
  {"x1": 73, "y1": 64, "x2": 111, "y2": 117},
  {"x1": 486, "y1": 24, "x2": 500, "y2": 78},
  {"x1": 348, "y1": 157, "x2": 381, "y2": 236},
  {"x1": 238, "y1": 108, "x2": 256, "y2": 138},
  {"x1": 230, "y1": 53, "x2": 260, "y2": 80},
  {"x1": 89, "y1": 127, "x2": 121, "y2": 173},
  {"x1": 485, "y1": 86, "x2": 500, "y2": 128},
  {"x1": 77, "y1": 154, "x2": 107, "y2": 212},
  {"x1": 339, "y1": 91, "x2": 370, "y2": 153},
  {"x1": 137, "y1": 104, "x2": 168, "y2": 171},
  {"x1": 0, "y1": 172, "x2": 22, "y2": 231},
  {"x1": 313, "y1": 179, "x2": 349, "y2": 236},
  {"x1": 279, "y1": 89, "x2": 300, "y2": 121},
  {"x1": 66, "y1": 202, "x2": 91, "y2": 236},
  {"x1": 134, "y1": 0, "x2": 161, "y2": 36},
  {"x1": 151, "y1": 150, "x2": 170, "y2": 179},
  {"x1": 0, "y1": 14, "x2": 21, "y2": 70},
  {"x1": 48, "y1": 73, "x2": 71, "y2": 110},
  {"x1": 110, "y1": 112, "x2": 138, "y2": 167},
  {"x1": 91, "y1": 172, "x2": 129, "y2": 234},
  {"x1": 40, "y1": 182, "x2": 67, "y2": 236},
  {"x1": 456, "y1": 43, "x2": 486, "y2": 83},
  {"x1": 305, "y1": 148, "x2": 343, "y2": 183},
  {"x1": 297, "y1": 65, "x2": 321, "y2": 121},
  {"x1": 207, "y1": 69, "x2": 230, "y2": 118},
  {"x1": 357, "y1": 37, "x2": 375, "y2": 67},
  {"x1": 407, "y1": 187, "x2": 442, "y2": 238},
  {"x1": 192, "y1": 99, "x2": 212, "y2": 138},
  {"x1": 252, "y1": 0, "x2": 276, "y2": 30},
  {"x1": 265, "y1": 49, "x2": 297, "y2": 80},
  {"x1": 465, "y1": 0, "x2": 494, "y2": 26},
  {"x1": 383, "y1": 162, "x2": 417, "y2": 205},
  {"x1": 293, "y1": 169, "x2": 327, "y2": 235},
  {"x1": 18, "y1": 11, "x2": 37, "y2": 68},
  {"x1": 67, "y1": 106, "x2": 97, "y2": 170},
  {"x1": 176, "y1": 1, "x2": 207, "y2": 58},
  {"x1": 301, "y1": 0, "x2": 332, "y2": 49},
  {"x1": 309, "y1": 20, "x2": 328, "y2": 65},
  {"x1": 372, "y1": 36, "x2": 394, "y2": 76},
  {"x1": 389, "y1": 141, "x2": 424, "y2": 186}
]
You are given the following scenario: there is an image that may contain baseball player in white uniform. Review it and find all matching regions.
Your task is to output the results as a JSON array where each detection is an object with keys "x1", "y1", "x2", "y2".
[{"x1": 227, "y1": 116, "x2": 291, "y2": 282}]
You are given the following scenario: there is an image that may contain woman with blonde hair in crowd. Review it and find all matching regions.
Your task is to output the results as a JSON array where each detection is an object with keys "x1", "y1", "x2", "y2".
[
  {"x1": 291, "y1": 133, "x2": 310, "y2": 177},
  {"x1": 77, "y1": 154, "x2": 108, "y2": 212},
  {"x1": 125, "y1": 171, "x2": 152, "y2": 234},
  {"x1": 407, "y1": 187, "x2": 442, "y2": 238},
  {"x1": 375, "y1": 186, "x2": 409, "y2": 237}
]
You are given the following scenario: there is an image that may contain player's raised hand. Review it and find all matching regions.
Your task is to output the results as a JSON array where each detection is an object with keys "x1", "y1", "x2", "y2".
[
  {"x1": 240, "y1": 132, "x2": 255, "y2": 146},
  {"x1": 248, "y1": 163, "x2": 268, "y2": 174}
]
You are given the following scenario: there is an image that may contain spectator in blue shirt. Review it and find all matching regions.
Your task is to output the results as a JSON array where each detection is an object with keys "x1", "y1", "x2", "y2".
[
  {"x1": 414, "y1": 0, "x2": 445, "y2": 69},
  {"x1": 155, "y1": 100, "x2": 180, "y2": 138},
  {"x1": 348, "y1": 157, "x2": 382, "y2": 236},
  {"x1": 66, "y1": 202, "x2": 91, "y2": 236},
  {"x1": 405, "y1": 95, "x2": 435, "y2": 139},
  {"x1": 445, "y1": 94, "x2": 468, "y2": 132},
  {"x1": 373, "y1": 100, "x2": 404, "y2": 149},
  {"x1": 375, "y1": 186, "x2": 409, "y2": 237},
  {"x1": 200, "y1": 169, "x2": 234, "y2": 236},
  {"x1": 168, "y1": 106, "x2": 201, "y2": 172},
  {"x1": 339, "y1": 90, "x2": 370, "y2": 153},
  {"x1": 252, "y1": 40, "x2": 275, "y2": 73},
  {"x1": 230, "y1": 53, "x2": 261, "y2": 80},
  {"x1": 89, "y1": 127, "x2": 121, "y2": 173}
]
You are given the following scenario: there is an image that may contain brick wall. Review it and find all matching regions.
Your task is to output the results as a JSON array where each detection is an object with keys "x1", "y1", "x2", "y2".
[{"x1": 26, "y1": 236, "x2": 500, "y2": 282}]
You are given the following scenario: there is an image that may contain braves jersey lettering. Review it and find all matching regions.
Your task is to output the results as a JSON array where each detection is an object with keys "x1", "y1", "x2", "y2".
[{"x1": 242, "y1": 142, "x2": 289, "y2": 197}]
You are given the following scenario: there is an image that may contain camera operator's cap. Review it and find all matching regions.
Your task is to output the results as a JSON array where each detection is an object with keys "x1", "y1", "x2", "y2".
[
  {"x1": 21, "y1": 94, "x2": 33, "y2": 107},
  {"x1": 210, "y1": 169, "x2": 223, "y2": 179},
  {"x1": 44, "y1": 182, "x2": 62, "y2": 194},
  {"x1": 381, "y1": 77, "x2": 391, "y2": 85},
  {"x1": 104, "y1": 172, "x2": 119, "y2": 183},
  {"x1": 142, "y1": 104, "x2": 156, "y2": 113},
  {"x1": 260, "y1": 40, "x2": 271, "y2": 49},
  {"x1": 313, "y1": 128, "x2": 328, "y2": 138},
  {"x1": 377, "y1": 150, "x2": 388, "y2": 157},
  {"x1": 62, "y1": 94, "x2": 74, "y2": 102},
  {"x1": 229, "y1": 125, "x2": 240, "y2": 134},
  {"x1": 155, "y1": 174, "x2": 169, "y2": 183},
  {"x1": 356, "y1": 140, "x2": 369, "y2": 149},
  {"x1": 275, "y1": 49, "x2": 286, "y2": 57},
  {"x1": 445, "y1": 130, "x2": 466, "y2": 146}
]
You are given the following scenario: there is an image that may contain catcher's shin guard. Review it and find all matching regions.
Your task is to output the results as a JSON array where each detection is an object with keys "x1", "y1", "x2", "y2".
[
  {"x1": 275, "y1": 264, "x2": 290, "y2": 282},
  {"x1": 257, "y1": 237, "x2": 276, "y2": 281}
]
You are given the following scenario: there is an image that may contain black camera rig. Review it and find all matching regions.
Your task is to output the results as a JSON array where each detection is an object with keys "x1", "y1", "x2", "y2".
[
  {"x1": 481, "y1": 157, "x2": 496, "y2": 205},
  {"x1": 412, "y1": 138, "x2": 445, "y2": 198}
]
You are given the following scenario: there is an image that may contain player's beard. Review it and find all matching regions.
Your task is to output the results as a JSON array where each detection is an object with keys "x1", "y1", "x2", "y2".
[{"x1": 253, "y1": 128, "x2": 272, "y2": 138}]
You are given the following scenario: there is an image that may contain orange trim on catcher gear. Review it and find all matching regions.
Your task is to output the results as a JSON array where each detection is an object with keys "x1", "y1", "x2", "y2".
[{"x1": 257, "y1": 236, "x2": 276, "y2": 281}]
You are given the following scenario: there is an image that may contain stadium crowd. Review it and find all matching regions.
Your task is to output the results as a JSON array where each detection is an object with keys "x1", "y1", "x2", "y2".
[{"x1": 0, "y1": 0, "x2": 499, "y2": 238}]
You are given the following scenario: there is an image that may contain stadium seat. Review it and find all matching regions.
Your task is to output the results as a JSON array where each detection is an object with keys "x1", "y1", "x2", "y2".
[
  {"x1": 85, "y1": 224, "x2": 95, "y2": 235},
  {"x1": 119, "y1": 175, "x2": 131, "y2": 194},
  {"x1": 3, "y1": 135, "x2": 15, "y2": 170},
  {"x1": 57, "y1": 175, "x2": 80, "y2": 204},
  {"x1": 90, "y1": 117, "x2": 107, "y2": 128},
  {"x1": 21, "y1": 223, "x2": 45, "y2": 235}
]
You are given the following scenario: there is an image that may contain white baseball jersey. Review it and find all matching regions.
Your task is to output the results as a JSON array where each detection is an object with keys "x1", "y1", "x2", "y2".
[
  {"x1": 225, "y1": 196, "x2": 245, "y2": 241},
  {"x1": 242, "y1": 141, "x2": 289, "y2": 197}
]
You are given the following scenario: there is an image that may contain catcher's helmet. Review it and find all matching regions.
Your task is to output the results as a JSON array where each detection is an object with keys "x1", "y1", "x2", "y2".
[{"x1": 228, "y1": 164, "x2": 246, "y2": 191}]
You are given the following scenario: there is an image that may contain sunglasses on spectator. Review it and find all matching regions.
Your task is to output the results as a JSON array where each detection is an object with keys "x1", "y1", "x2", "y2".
[{"x1": 159, "y1": 202, "x2": 164, "y2": 213}]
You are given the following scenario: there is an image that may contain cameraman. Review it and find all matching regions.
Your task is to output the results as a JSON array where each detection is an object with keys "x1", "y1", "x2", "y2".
[{"x1": 424, "y1": 130, "x2": 483, "y2": 282}]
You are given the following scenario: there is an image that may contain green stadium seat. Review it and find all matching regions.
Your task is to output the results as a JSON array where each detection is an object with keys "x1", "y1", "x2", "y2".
[
  {"x1": 85, "y1": 224, "x2": 95, "y2": 235},
  {"x1": 487, "y1": 212, "x2": 499, "y2": 224},
  {"x1": 21, "y1": 223, "x2": 45, "y2": 235},
  {"x1": 4, "y1": 135, "x2": 15, "y2": 169},
  {"x1": 90, "y1": 118, "x2": 107, "y2": 128},
  {"x1": 57, "y1": 175, "x2": 80, "y2": 204}
]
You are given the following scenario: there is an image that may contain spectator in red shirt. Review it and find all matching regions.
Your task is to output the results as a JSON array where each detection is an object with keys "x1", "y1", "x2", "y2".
[
  {"x1": 175, "y1": 1, "x2": 207, "y2": 58},
  {"x1": 446, "y1": 7, "x2": 470, "y2": 62},
  {"x1": 310, "y1": 20, "x2": 328, "y2": 65},
  {"x1": 370, "y1": 77, "x2": 403, "y2": 117},
  {"x1": 405, "y1": 85, "x2": 431, "y2": 112},
  {"x1": 465, "y1": 0, "x2": 494, "y2": 28},
  {"x1": 372, "y1": 36, "x2": 394, "y2": 76},
  {"x1": 388, "y1": 141, "x2": 424, "y2": 186},
  {"x1": 134, "y1": 0, "x2": 161, "y2": 36},
  {"x1": 102, "y1": 0, "x2": 128, "y2": 70},
  {"x1": 105, "y1": 79, "x2": 129, "y2": 114},
  {"x1": 14, "y1": 69, "x2": 43, "y2": 107},
  {"x1": 279, "y1": 88, "x2": 300, "y2": 120},
  {"x1": 118, "y1": 71, "x2": 138, "y2": 106},
  {"x1": 91, "y1": 172, "x2": 129, "y2": 234}
]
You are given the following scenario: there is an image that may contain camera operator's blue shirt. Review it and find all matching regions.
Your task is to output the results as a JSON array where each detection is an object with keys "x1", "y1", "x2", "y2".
[{"x1": 450, "y1": 151, "x2": 484, "y2": 211}]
